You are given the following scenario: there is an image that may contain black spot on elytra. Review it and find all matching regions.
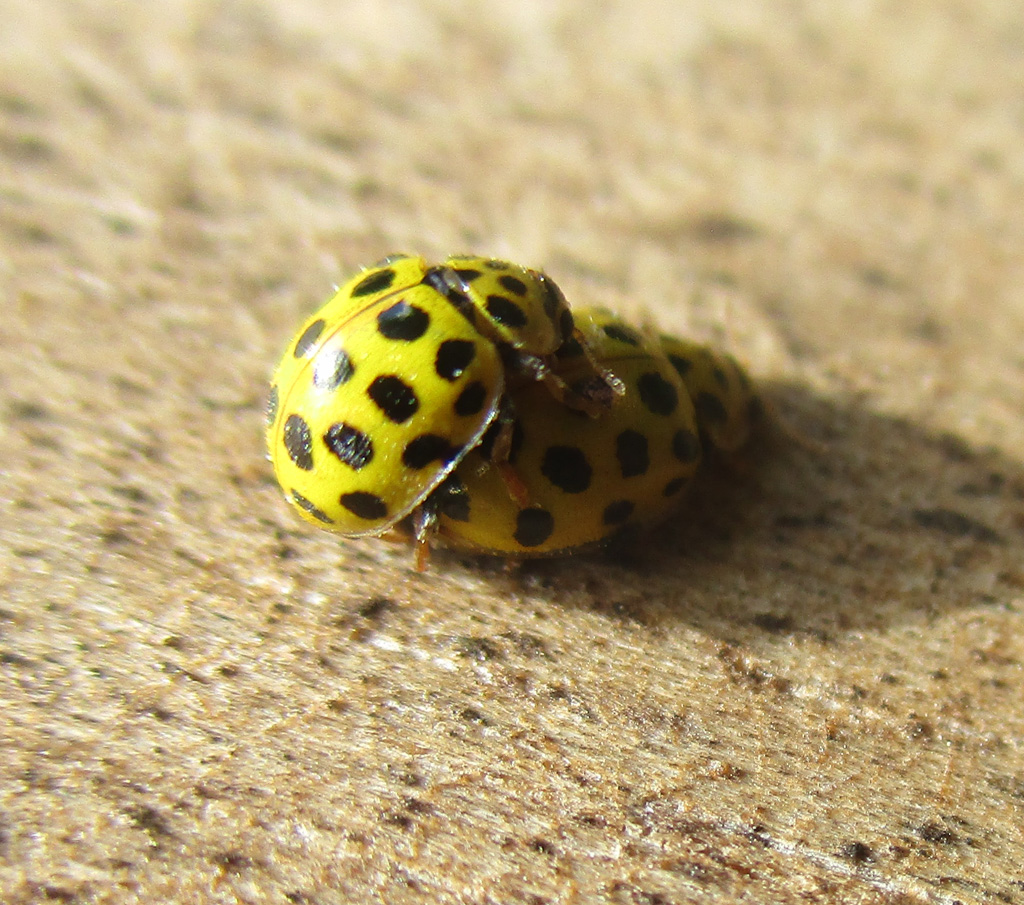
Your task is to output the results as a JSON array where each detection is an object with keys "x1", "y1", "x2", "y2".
[
  {"x1": 313, "y1": 347, "x2": 354, "y2": 389},
  {"x1": 695, "y1": 391, "x2": 728, "y2": 424},
  {"x1": 616, "y1": 429, "x2": 649, "y2": 478},
  {"x1": 402, "y1": 434, "x2": 458, "y2": 469},
  {"x1": 291, "y1": 490, "x2": 333, "y2": 523},
  {"x1": 351, "y1": 267, "x2": 397, "y2": 297},
  {"x1": 435, "y1": 339, "x2": 476, "y2": 381},
  {"x1": 447, "y1": 291, "x2": 476, "y2": 324},
  {"x1": 514, "y1": 507, "x2": 554, "y2": 547},
  {"x1": 713, "y1": 365, "x2": 729, "y2": 388},
  {"x1": 498, "y1": 274, "x2": 528, "y2": 296},
  {"x1": 638, "y1": 372, "x2": 679, "y2": 416},
  {"x1": 559, "y1": 309, "x2": 574, "y2": 342},
  {"x1": 486, "y1": 295, "x2": 527, "y2": 329},
  {"x1": 283, "y1": 414, "x2": 313, "y2": 470},
  {"x1": 453, "y1": 267, "x2": 482, "y2": 284},
  {"x1": 668, "y1": 353, "x2": 692, "y2": 378},
  {"x1": 367, "y1": 375, "x2": 419, "y2": 423},
  {"x1": 293, "y1": 319, "x2": 325, "y2": 358},
  {"x1": 339, "y1": 491, "x2": 388, "y2": 521},
  {"x1": 663, "y1": 476, "x2": 688, "y2": 496},
  {"x1": 672, "y1": 428, "x2": 700, "y2": 463},
  {"x1": 423, "y1": 268, "x2": 476, "y2": 325},
  {"x1": 377, "y1": 300, "x2": 430, "y2": 341},
  {"x1": 266, "y1": 385, "x2": 278, "y2": 427},
  {"x1": 323, "y1": 423, "x2": 374, "y2": 469},
  {"x1": 541, "y1": 278, "x2": 564, "y2": 320},
  {"x1": 602, "y1": 499, "x2": 635, "y2": 525},
  {"x1": 603, "y1": 323, "x2": 642, "y2": 346},
  {"x1": 541, "y1": 445, "x2": 592, "y2": 493},
  {"x1": 454, "y1": 381, "x2": 487, "y2": 417}
]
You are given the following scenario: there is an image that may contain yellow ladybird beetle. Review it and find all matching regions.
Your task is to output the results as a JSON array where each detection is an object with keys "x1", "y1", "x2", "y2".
[
  {"x1": 403, "y1": 306, "x2": 761, "y2": 558},
  {"x1": 266, "y1": 255, "x2": 760, "y2": 569},
  {"x1": 266, "y1": 255, "x2": 619, "y2": 547}
]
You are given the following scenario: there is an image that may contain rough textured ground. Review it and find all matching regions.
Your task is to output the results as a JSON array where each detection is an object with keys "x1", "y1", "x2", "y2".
[{"x1": 3, "y1": 1, "x2": 1024, "y2": 902}]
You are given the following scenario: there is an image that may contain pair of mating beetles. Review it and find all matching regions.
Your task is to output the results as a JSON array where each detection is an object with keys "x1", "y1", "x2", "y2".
[{"x1": 267, "y1": 255, "x2": 759, "y2": 568}]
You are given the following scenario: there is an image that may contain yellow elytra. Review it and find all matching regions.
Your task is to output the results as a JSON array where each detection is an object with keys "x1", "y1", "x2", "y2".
[
  {"x1": 266, "y1": 255, "x2": 761, "y2": 566},
  {"x1": 414, "y1": 307, "x2": 761, "y2": 556},
  {"x1": 266, "y1": 255, "x2": 614, "y2": 538}
]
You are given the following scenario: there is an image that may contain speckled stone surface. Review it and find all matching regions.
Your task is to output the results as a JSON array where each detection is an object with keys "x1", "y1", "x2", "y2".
[{"x1": 2, "y1": 1, "x2": 1024, "y2": 902}]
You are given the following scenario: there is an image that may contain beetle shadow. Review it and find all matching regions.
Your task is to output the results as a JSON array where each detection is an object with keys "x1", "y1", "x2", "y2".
[{"x1": 486, "y1": 380, "x2": 1024, "y2": 637}]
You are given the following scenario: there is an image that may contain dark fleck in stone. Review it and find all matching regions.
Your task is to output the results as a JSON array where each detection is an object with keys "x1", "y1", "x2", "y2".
[
  {"x1": 690, "y1": 214, "x2": 760, "y2": 243},
  {"x1": 752, "y1": 612, "x2": 794, "y2": 633},
  {"x1": 911, "y1": 508, "x2": 1002, "y2": 544},
  {"x1": 917, "y1": 822, "x2": 959, "y2": 845},
  {"x1": 838, "y1": 841, "x2": 876, "y2": 864}
]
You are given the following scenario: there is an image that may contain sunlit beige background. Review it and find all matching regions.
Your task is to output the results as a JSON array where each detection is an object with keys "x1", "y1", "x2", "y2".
[{"x1": 2, "y1": 1, "x2": 1024, "y2": 901}]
